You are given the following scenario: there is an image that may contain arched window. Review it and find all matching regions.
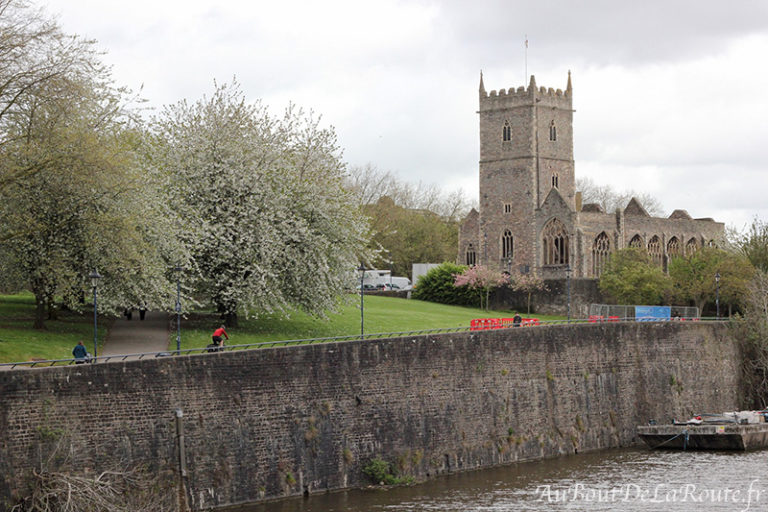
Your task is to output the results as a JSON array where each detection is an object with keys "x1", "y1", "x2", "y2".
[
  {"x1": 629, "y1": 235, "x2": 643, "y2": 248},
  {"x1": 502, "y1": 121, "x2": 511, "y2": 142},
  {"x1": 552, "y1": 173, "x2": 559, "y2": 189},
  {"x1": 466, "y1": 244, "x2": 477, "y2": 266},
  {"x1": 686, "y1": 237, "x2": 699, "y2": 255},
  {"x1": 592, "y1": 232, "x2": 610, "y2": 278},
  {"x1": 648, "y1": 236, "x2": 662, "y2": 266},
  {"x1": 667, "y1": 237, "x2": 681, "y2": 260},
  {"x1": 549, "y1": 120, "x2": 557, "y2": 141},
  {"x1": 542, "y1": 218, "x2": 569, "y2": 265},
  {"x1": 502, "y1": 230, "x2": 514, "y2": 259}
]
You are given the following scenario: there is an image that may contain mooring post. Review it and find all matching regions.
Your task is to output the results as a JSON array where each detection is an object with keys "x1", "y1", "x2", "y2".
[{"x1": 175, "y1": 409, "x2": 190, "y2": 511}]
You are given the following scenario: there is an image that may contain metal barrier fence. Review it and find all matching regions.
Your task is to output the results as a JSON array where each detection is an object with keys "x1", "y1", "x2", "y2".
[
  {"x1": 0, "y1": 316, "x2": 727, "y2": 370},
  {"x1": 589, "y1": 304, "x2": 700, "y2": 320}
]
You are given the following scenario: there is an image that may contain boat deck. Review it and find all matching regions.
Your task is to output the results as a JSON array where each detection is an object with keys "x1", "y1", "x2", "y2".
[{"x1": 637, "y1": 423, "x2": 768, "y2": 450}]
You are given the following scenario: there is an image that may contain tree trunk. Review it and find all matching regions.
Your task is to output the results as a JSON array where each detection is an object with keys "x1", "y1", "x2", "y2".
[
  {"x1": 527, "y1": 291, "x2": 532, "y2": 314},
  {"x1": 224, "y1": 311, "x2": 238, "y2": 328},
  {"x1": 33, "y1": 293, "x2": 47, "y2": 330}
]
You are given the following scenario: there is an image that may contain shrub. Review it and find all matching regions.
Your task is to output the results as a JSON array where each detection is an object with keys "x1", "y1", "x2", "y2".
[
  {"x1": 412, "y1": 262, "x2": 478, "y2": 306},
  {"x1": 362, "y1": 457, "x2": 414, "y2": 486}
]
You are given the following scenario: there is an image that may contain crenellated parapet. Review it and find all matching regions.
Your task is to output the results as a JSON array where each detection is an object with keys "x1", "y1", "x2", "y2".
[{"x1": 479, "y1": 71, "x2": 573, "y2": 111}]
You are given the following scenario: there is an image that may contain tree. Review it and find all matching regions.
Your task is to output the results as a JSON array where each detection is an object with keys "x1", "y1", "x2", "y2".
[
  {"x1": 153, "y1": 81, "x2": 370, "y2": 326},
  {"x1": 738, "y1": 217, "x2": 768, "y2": 273},
  {"x1": 668, "y1": 246, "x2": 754, "y2": 314},
  {"x1": 598, "y1": 248, "x2": 670, "y2": 305},
  {"x1": 454, "y1": 265, "x2": 508, "y2": 311},
  {"x1": 0, "y1": 0, "x2": 106, "y2": 195},
  {"x1": 411, "y1": 262, "x2": 477, "y2": 306},
  {"x1": 0, "y1": 16, "x2": 179, "y2": 328},
  {"x1": 736, "y1": 270, "x2": 768, "y2": 408},
  {"x1": 346, "y1": 163, "x2": 473, "y2": 277},
  {"x1": 510, "y1": 272, "x2": 548, "y2": 314},
  {"x1": 576, "y1": 177, "x2": 664, "y2": 216}
]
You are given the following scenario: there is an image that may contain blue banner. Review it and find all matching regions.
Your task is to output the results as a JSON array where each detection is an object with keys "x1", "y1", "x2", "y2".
[{"x1": 635, "y1": 306, "x2": 671, "y2": 321}]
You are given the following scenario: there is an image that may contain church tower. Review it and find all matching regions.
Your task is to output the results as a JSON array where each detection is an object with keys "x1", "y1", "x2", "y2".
[{"x1": 471, "y1": 72, "x2": 575, "y2": 274}]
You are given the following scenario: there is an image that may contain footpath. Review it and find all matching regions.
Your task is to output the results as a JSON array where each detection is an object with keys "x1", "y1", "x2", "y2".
[{"x1": 101, "y1": 311, "x2": 170, "y2": 358}]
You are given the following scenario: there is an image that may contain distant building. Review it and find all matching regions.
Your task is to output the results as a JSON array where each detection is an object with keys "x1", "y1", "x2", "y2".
[{"x1": 458, "y1": 72, "x2": 724, "y2": 278}]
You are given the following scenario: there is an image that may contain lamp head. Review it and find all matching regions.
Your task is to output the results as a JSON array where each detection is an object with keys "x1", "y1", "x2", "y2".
[{"x1": 89, "y1": 271, "x2": 102, "y2": 288}]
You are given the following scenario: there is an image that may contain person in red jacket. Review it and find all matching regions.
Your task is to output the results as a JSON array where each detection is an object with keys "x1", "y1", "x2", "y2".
[{"x1": 212, "y1": 325, "x2": 229, "y2": 348}]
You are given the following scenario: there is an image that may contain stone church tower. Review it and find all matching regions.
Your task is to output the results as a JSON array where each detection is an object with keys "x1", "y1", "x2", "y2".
[{"x1": 458, "y1": 72, "x2": 724, "y2": 279}]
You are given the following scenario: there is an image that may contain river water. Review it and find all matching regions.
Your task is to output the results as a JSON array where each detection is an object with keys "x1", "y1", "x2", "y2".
[{"x1": 243, "y1": 448, "x2": 768, "y2": 512}]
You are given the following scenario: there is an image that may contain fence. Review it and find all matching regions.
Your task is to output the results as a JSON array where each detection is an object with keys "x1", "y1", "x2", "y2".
[
  {"x1": 588, "y1": 304, "x2": 699, "y2": 320},
  {"x1": 0, "y1": 316, "x2": 725, "y2": 370}
]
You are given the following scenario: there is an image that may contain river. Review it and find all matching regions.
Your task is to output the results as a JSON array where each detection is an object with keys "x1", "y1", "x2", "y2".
[{"x1": 241, "y1": 448, "x2": 768, "y2": 512}]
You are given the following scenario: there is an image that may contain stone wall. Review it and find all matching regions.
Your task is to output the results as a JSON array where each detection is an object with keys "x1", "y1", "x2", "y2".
[{"x1": 0, "y1": 323, "x2": 741, "y2": 510}]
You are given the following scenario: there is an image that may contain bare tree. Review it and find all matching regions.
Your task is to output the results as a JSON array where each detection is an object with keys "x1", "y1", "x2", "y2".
[{"x1": 576, "y1": 177, "x2": 665, "y2": 217}]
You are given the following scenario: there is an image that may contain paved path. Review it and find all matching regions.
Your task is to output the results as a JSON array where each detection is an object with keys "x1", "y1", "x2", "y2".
[{"x1": 101, "y1": 311, "x2": 171, "y2": 358}]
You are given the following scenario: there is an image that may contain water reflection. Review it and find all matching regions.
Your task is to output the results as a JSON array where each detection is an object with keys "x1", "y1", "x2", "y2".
[{"x1": 242, "y1": 448, "x2": 768, "y2": 511}]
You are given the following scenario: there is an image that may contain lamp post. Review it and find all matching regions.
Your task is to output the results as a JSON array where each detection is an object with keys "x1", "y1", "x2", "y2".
[
  {"x1": 89, "y1": 271, "x2": 101, "y2": 361},
  {"x1": 565, "y1": 265, "x2": 572, "y2": 323},
  {"x1": 175, "y1": 265, "x2": 182, "y2": 354},
  {"x1": 357, "y1": 263, "x2": 366, "y2": 337},
  {"x1": 715, "y1": 272, "x2": 721, "y2": 319}
]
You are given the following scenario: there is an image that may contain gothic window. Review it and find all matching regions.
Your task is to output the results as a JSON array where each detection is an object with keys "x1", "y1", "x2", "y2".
[
  {"x1": 667, "y1": 237, "x2": 681, "y2": 259},
  {"x1": 686, "y1": 237, "x2": 699, "y2": 255},
  {"x1": 629, "y1": 235, "x2": 643, "y2": 249},
  {"x1": 542, "y1": 218, "x2": 569, "y2": 265},
  {"x1": 502, "y1": 230, "x2": 514, "y2": 259},
  {"x1": 502, "y1": 121, "x2": 511, "y2": 142},
  {"x1": 504, "y1": 203, "x2": 512, "y2": 214},
  {"x1": 549, "y1": 120, "x2": 557, "y2": 141},
  {"x1": 648, "y1": 236, "x2": 662, "y2": 266},
  {"x1": 592, "y1": 232, "x2": 610, "y2": 278},
  {"x1": 466, "y1": 244, "x2": 477, "y2": 266},
  {"x1": 552, "y1": 173, "x2": 559, "y2": 189}
]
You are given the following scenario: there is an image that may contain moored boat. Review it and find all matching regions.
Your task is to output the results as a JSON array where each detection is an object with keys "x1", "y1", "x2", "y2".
[{"x1": 637, "y1": 410, "x2": 768, "y2": 450}]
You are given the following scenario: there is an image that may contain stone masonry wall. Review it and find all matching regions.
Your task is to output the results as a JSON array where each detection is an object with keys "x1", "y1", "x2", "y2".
[{"x1": 0, "y1": 323, "x2": 741, "y2": 510}]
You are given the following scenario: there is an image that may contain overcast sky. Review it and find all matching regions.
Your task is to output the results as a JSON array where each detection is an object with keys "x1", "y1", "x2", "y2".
[{"x1": 42, "y1": 0, "x2": 768, "y2": 231}]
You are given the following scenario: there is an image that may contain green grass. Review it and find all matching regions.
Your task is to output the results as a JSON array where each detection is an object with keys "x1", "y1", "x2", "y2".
[
  {"x1": 0, "y1": 292, "x2": 563, "y2": 361},
  {"x1": 0, "y1": 293, "x2": 109, "y2": 364},
  {"x1": 180, "y1": 294, "x2": 563, "y2": 350}
]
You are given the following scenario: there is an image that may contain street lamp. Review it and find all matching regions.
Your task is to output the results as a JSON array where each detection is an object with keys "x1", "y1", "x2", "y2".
[
  {"x1": 715, "y1": 272, "x2": 721, "y2": 319},
  {"x1": 565, "y1": 265, "x2": 572, "y2": 323},
  {"x1": 175, "y1": 265, "x2": 183, "y2": 354},
  {"x1": 357, "y1": 263, "x2": 366, "y2": 337},
  {"x1": 89, "y1": 270, "x2": 101, "y2": 361}
]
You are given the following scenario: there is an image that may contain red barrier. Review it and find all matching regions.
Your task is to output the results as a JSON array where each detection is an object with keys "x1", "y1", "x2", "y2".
[
  {"x1": 607, "y1": 316, "x2": 620, "y2": 322},
  {"x1": 589, "y1": 315, "x2": 604, "y2": 323}
]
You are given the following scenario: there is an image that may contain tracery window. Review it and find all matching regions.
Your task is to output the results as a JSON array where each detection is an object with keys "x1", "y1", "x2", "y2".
[
  {"x1": 648, "y1": 236, "x2": 662, "y2": 266},
  {"x1": 549, "y1": 120, "x2": 557, "y2": 141},
  {"x1": 686, "y1": 237, "x2": 699, "y2": 255},
  {"x1": 629, "y1": 235, "x2": 643, "y2": 249},
  {"x1": 667, "y1": 237, "x2": 681, "y2": 259},
  {"x1": 502, "y1": 230, "x2": 514, "y2": 259},
  {"x1": 592, "y1": 232, "x2": 610, "y2": 278},
  {"x1": 502, "y1": 121, "x2": 511, "y2": 142},
  {"x1": 542, "y1": 218, "x2": 569, "y2": 265},
  {"x1": 466, "y1": 244, "x2": 477, "y2": 266}
]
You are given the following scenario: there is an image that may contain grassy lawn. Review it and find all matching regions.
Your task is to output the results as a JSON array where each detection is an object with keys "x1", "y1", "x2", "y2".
[
  {"x1": 180, "y1": 294, "x2": 563, "y2": 350},
  {"x1": 0, "y1": 293, "x2": 109, "y2": 363},
  {"x1": 0, "y1": 292, "x2": 563, "y2": 362}
]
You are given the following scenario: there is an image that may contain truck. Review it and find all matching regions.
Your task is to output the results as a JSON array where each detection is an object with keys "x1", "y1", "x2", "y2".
[{"x1": 361, "y1": 270, "x2": 412, "y2": 291}]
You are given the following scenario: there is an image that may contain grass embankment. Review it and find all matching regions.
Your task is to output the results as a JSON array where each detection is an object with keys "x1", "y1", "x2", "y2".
[
  {"x1": 0, "y1": 292, "x2": 563, "y2": 362},
  {"x1": 0, "y1": 293, "x2": 109, "y2": 363},
  {"x1": 180, "y1": 294, "x2": 562, "y2": 350}
]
